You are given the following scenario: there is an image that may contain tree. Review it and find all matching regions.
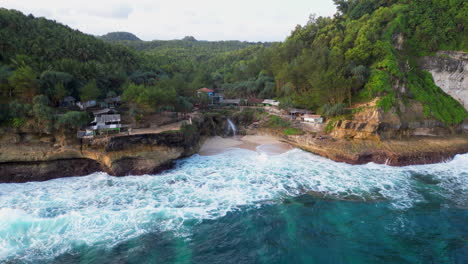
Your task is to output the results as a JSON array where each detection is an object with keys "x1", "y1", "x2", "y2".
[
  {"x1": 0, "y1": 65, "x2": 13, "y2": 97},
  {"x1": 39, "y1": 71, "x2": 74, "y2": 101},
  {"x1": 122, "y1": 82, "x2": 177, "y2": 112},
  {"x1": 52, "y1": 82, "x2": 68, "y2": 104},
  {"x1": 175, "y1": 96, "x2": 193, "y2": 116},
  {"x1": 32, "y1": 95, "x2": 54, "y2": 133},
  {"x1": 8, "y1": 66, "x2": 38, "y2": 102},
  {"x1": 56, "y1": 111, "x2": 91, "y2": 131},
  {"x1": 79, "y1": 80, "x2": 100, "y2": 102}
]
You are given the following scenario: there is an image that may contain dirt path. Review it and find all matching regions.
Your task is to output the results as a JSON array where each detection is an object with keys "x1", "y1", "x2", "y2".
[{"x1": 130, "y1": 121, "x2": 184, "y2": 135}]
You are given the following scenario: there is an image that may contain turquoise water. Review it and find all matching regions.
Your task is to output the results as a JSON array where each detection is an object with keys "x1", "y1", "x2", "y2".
[{"x1": 0, "y1": 148, "x2": 467, "y2": 264}]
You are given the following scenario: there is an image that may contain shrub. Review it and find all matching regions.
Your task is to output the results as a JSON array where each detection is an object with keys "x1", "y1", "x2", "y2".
[
  {"x1": 267, "y1": 115, "x2": 291, "y2": 128},
  {"x1": 283, "y1": 128, "x2": 304, "y2": 136},
  {"x1": 56, "y1": 111, "x2": 91, "y2": 130}
]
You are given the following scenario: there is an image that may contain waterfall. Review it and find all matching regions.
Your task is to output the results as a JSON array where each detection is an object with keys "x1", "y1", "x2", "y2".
[{"x1": 227, "y1": 119, "x2": 237, "y2": 136}]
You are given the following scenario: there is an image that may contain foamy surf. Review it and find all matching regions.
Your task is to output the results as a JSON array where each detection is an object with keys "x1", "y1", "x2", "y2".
[{"x1": 0, "y1": 149, "x2": 466, "y2": 262}]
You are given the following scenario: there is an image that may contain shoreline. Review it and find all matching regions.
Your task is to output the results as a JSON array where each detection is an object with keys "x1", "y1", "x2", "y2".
[
  {"x1": 199, "y1": 135, "x2": 293, "y2": 156},
  {"x1": 0, "y1": 129, "x2": 467, "y2": 183},
  {"x1": 275, "y1": 132, "x2": 468, "y2": 166}
]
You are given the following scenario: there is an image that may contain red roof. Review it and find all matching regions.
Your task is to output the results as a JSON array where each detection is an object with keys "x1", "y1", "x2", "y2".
[
  {"x1": 197, "y1": 88, "x2": 214, "y2": 93},
  {"x1": 248, "y1": 98, "x2": 264, "y2": 104}
]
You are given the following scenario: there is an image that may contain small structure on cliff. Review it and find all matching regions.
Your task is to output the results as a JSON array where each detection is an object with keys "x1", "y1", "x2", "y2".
[
  {"x1": 61, "y1": 96, "x2": 76, "y2": 107},
  {"x1": 302, "y1": 114, "x2": 324, "y2": 124},
  {"x1": 89, "y1": 114, "x2": 122, "y2": 135},
  {"x1": 262, "y1": 99, "x2": 280, "y2": 107},
  {"x1": 77, "y1": 100, "x2": 97, "y2": 110},
  {"x1": 222, "y1": 99, "x2": 241, "y2": 107}
]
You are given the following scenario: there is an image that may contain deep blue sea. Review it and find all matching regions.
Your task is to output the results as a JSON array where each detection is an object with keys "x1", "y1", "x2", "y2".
[{"x1": 0, "y1": 148, "x2": 467, "y2": 264}]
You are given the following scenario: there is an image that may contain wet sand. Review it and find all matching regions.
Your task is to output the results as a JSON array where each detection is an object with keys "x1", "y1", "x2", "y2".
[{"x1": 199, "y1": 135, "x2": 293, "y2": 156}]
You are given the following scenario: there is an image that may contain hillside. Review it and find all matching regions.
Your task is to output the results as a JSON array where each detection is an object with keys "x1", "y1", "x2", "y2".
[
  {"x1": 0, "y1": 0, "x2": 467, "y2": 136},
  {"x1": 218, "y1": 0, "x2": 467, "y2": 126},
  {"x1": 100, "y1": 32, "x2": 141, "y2": 42},
  {"x1": 0, "y1": 9, "x2": 140, "y2": 74}
]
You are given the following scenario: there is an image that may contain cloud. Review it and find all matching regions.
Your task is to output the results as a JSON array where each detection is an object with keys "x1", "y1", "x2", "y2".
[
  {"x1": 1, "y1": 0, "x2": 337, "y2": 41},
  {"x1": 86, "y1": 4, "x2": 133, "y2": 19}
]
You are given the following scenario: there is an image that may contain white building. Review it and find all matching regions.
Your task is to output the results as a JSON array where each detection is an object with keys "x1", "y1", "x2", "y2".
[
  {"x1": 262, "y1": 99, "x2": 280, "y2": 107},
  {"x1": 303, "y1": 114, "x2": 324, "y2": 124},
  {"x1": 89, "y1": 114, "x2": 122, "y2": 134}
]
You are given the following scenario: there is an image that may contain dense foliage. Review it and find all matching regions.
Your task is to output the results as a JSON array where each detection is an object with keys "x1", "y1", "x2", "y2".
[
  {"x1": 1, "y1": 0, "x2": 467, "y2": 131},
  {"x1": 220, "y1": 0, "x2": 467, "y2": 124},
  {"x1": 100, "y1": 32, "x2": 141, "y2": 42}
]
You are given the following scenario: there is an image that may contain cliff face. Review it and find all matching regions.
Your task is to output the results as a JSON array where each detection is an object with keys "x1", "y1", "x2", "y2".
[
  {"x1": 331, "y1": 50, "x2": 467, "y2": 140},
  {"x1": 331, "y1": 99, "x2": 452, "y2": 140},
  {"x1": 420, "y1": 51, "x2": 468, "y2": 110},
  {"x1": 0, "y1": 125, "x2": 202, "y2": 183}
]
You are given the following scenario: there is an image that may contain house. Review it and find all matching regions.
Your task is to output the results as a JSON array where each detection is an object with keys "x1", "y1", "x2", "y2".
[
  {"x1": 89, "y1": 114, "x2": 122, "y2": 134},
  {"x1": 262, "y1": 99, "x2": 280, "y2": 107},
  {"x1": 248, "y1": 98, "x2": 264, "y2": 106},
  {"x1": 197, "y1": 88, "x2": 214, "y2": 97},
  {"x1": 288, "y1": 108, "x2": 310, "y2": 118},
  {"x1": 77, "y1": 100, "x2": 97, "y2": 110},
  {"x1": 61, "y1": 96, "x2": 76, "y2": 107},
  {"x1": 303, "y1": 114, "x2": 324, "y2": 124},
  {"x1": 222, "y1": 99, "x2": 241, "y2": 107},
  {"x1": 212, "y1": 93, "x2": 224, "y2": 104}
]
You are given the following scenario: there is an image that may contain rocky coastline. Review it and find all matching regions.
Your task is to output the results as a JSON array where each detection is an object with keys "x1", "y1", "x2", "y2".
[{"x1": 0, "y1": 113, "x2": 467, "y2": 183}]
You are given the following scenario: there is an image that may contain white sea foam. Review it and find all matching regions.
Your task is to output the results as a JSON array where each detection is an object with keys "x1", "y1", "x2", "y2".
[{"x1": 0, "y1": 149, "x2": 466, "y2": 261}]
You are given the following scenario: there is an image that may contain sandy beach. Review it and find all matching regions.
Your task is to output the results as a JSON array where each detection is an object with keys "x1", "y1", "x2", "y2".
[{"x1": 199, "y1": 135, "x2": 293, "y2": 156}]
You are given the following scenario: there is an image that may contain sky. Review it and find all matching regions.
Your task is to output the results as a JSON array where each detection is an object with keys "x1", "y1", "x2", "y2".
[{"x1": 2, "y1": 0, "x2": 337, "y2": 42}]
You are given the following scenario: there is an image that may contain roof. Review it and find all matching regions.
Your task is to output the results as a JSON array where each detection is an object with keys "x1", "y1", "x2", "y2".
[
  {"x1": 222, "y1": 99, "x2": 241, "y2": 105},
  {"x1": 92, "y1": 108, "x2": 118, "y2": 116},
  {"x1": 248, "y1": 98, "x2": 264, "y2": 104},
  {"x1": 303, "y1": 114, "x2": 322, "y2": 119},
  {"x1": 95, "y1": 114, "x2": 121, "y2": 123},
  {"x1": 197, "y1": 88, "x2": 214, "y2": 93},
  {"x1": 262, "y1": 99, "x2": 280, "y2": 106},
  {"x1": 63, "y1": 96, "x2": 76, "y2": 102},
  {"x1": 289, "y1": 108, "x2": 310, "y2": 114}
]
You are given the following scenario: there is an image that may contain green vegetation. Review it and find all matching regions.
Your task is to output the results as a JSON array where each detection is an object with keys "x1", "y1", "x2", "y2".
[
  {"x1": 100, "y1": 32, "x2": 141, "y2": 42},
  {"x1": 221, "y1": 0, "x2": 467, "y2": 124},
  {"x1": 283, "y1": 128, "x2": 304, "y2": 136},
  {"x1": 267, "y1": 115, "x2": 291, "y2": 128},
  {"x1": 1, "y1": 0, "x2": 467, "y2": 133},
  {"x1": 56, "y1": 111, "x2": 91, "y2": 131}
]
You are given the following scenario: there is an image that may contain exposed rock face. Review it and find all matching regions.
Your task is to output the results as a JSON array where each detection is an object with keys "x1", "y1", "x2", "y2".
[
  {"x1": 81, "y1": 132, "x2": 199, "y2": 176},
  {"x1": 0, "y1": 125, "x2": 202, "y2": 183},
  {"x1": 331, "y1": 99, "x2": 452, "y2": 140},
  {"x1": 0, "y1": 159, "x2": 103, "y2": 183},
  {"x1": 420, "y1": 51, "x2": 468, "y2": 110}
]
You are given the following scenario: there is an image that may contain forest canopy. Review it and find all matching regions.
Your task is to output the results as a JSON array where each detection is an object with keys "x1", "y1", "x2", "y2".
[{"x1": 1, "y1": 0, "x2": 467, "y2": 129}]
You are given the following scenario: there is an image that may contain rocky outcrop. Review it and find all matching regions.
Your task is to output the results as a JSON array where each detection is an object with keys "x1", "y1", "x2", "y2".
[
  {"x1": 0, "y1": 114, "x2": 238, "y2": 183},
  {"x1": 420, "y1": 51, "x2": 468, "y2": 110},
  {"x1": 330, "y1": 99, "x2": 453, "y2": 140},
  {"x1": 81, "y1": 132, "x2": 200, "y2": 176},
  {"x1": 280, "y1": 132, "x2": 468, "y2": 166},
  {"x1": 0, "y1": 123, "x2": 203, "y2": 183},
  {"x1": 0, "y1": 159, "x2": 102, "y2": 183}
]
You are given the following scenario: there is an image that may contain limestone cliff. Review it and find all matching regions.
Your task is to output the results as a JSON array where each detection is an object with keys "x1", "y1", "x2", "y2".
[
  {"x1": 330, "y1": 99, "x2": 453, "y2": 140},
  {"x1": 420, "y1": 51, "x2": 468, "y2": 110},
  {"x1": 331, "y1": 50, "x2": 467, "y2": 140},
  {"x1": 0, "y1": 124, "x2": 202, "y2": 183}
]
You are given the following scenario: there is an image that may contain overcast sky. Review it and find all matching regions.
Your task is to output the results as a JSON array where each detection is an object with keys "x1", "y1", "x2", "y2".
[{"x1": 2, "y1": 0, "x2": 336, "y2": 42}]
